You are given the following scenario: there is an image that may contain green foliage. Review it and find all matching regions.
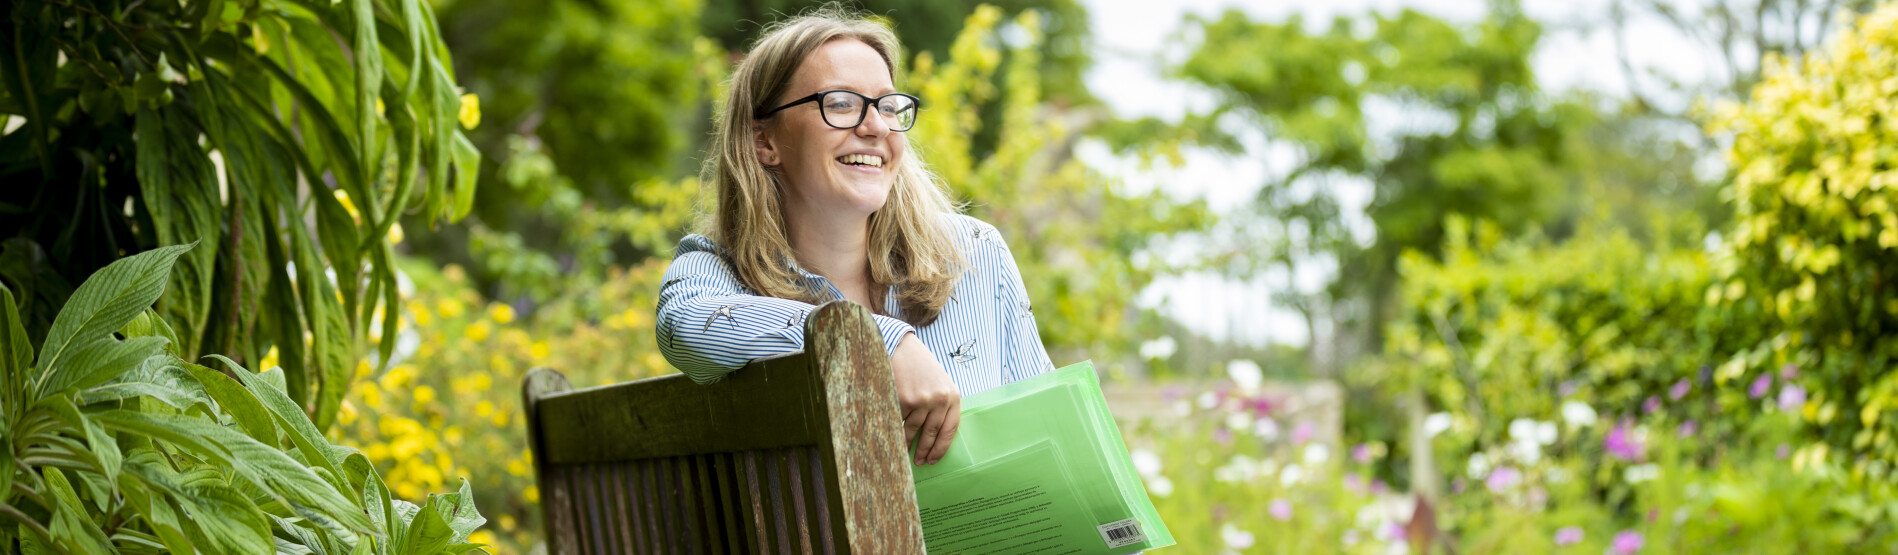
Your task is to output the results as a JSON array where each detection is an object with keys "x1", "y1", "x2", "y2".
[
  {"x1": 0, "y1": 245, "x2": 484, "y2": 554},
  {"x1": 1154, "y1": 2, "x2": 1718, "y2": 366},
  {"x1": 403, "y1": 0, "x2": 716, "y2": 301},
  {"x1": 907, "y1": 6, "x2": 1210, "y2": 364},
  {"x1": 1709, "y1": 4, "x2": 1898, "y2": 470},
  {"x1": 0, "y1": 0, "x2": 480, "y2": 430}
]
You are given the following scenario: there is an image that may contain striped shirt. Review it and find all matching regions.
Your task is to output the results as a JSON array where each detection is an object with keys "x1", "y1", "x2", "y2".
[{"x1": 656, "y1": 213, "x2": 1054, "y2": 396}]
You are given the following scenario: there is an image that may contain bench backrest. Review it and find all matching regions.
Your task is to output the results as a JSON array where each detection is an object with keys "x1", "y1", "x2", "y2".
[{"x1": 523, "y1": 301, "x2": 926, "y2": 554}]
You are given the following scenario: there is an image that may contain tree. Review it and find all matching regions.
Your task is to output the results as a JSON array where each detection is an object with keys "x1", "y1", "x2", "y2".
[
  {"x1": 1146, "y1": 2, "x2": 1717, "y2": 374},
  {"x1": 0, "y1": 0, "x2": 479, "y2": 428},
  {"x1": 909, "y1": 6, "x2": 1210, "y2": 366}
]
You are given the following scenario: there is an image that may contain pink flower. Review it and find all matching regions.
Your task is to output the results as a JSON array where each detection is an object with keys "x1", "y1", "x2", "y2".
[
  {"x1": 1668, "y1": 378, "x2": 1692, "y2": 400},
  {"x1": 1642, "y1": 396, "x2": 1661, "y2": 415},
  {"x1": 1213, "y1": 426, "x2": 1233, "y2": 445},
  {"x1": 1553, "y1": 526, "x2": 1583, "y2": 546},
  {"x1": 1779, "y1": 363, "x2": 1800, "y2": 380},
  {"x1": 1558, "y1": 381, "x2": 1579, "y2": 397},
  {"x1": 1371, "y1": 479, "x2": 1389, "y2": 495},
  {"x1": 1352, "y1": 443, "x2": 1374, "y2": 464},
  {"x1": 1611, "y1": 530, "x2": 1644, "y2": 554},
  {"x1": 1268, "y1": 498, "x2": 1293, "y2": 521},
  {"x1": 1243, "y1": 397, "x2": 1276, "y2": 418},
  {"x1": 1778, "y1": 384, "x2": 1806, "y2": 411},
  {"x1": 1677, "y1": 420, "x2": 1698, "y2": 438},
  {"x1": 1344, "y1": 472, "x2": 1366, "y2": 494},
  {"x1": 1777, "y1": 444, "x2": 1791, "y2": 459},
  {"x1": 1605, "y1": 420, "x2": 1646, "y2": 462},
  {"x1": 1383, "y1": 522, "x2": 1408, "y2": 542},
  {"x1": 1748, "y1": 373, "x2": 1773, "y2": 399},
  {"x1": 1486, "y1": 466, "x2": 1523, "y2": 493},
  {"x1": 1291, "y1": 420, "x2": 1316, "y2": 444}
]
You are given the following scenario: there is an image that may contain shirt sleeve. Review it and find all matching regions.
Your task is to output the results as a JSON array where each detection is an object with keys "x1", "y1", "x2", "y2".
[
  {"x1": 656, "y1": 244, "x2": 917, "y2": 385},
  {"x1": 990, "y1": 228, "x2": 1056, "y2": 384}
]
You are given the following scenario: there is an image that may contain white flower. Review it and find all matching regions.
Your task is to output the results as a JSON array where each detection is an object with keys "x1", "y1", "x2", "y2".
[
  {"x1": 1148, "y1": 476, "x2": 1174, "y2": 497},
  {"x1": 1197, "y1": 391, "x2": 1219, "y2": 410},
  {"x1": 1424, "y1": 412, "x2": 1454, "y2": 437},
  {"x1": 1221, "y1": 523, "x2": 1256, "y2": 549},
  {"x1": 1507, "y1": 437, "x2": 1542, "y2": 464},
  {"x1": 1466, "y1": 452, "x2": 1491, "y2": 479},
  {"x1": 1279, "y1": 464, "x2": 1305, "y2": 487},
  {"x1": 1172, "y1": 401, "x2": 1191, "y2": 417},
  {"x1": 1131, "y1": 449, "x2": 1162, "y2": 478},
  {"x1": 1303, "y1": 443, "x2": 1331, "y2": 465},
  {"x1": 1254, "y1": 418, "x2": 1282, "y2": 441},
  {"x1": 1140, "y1": 336, "x2": 1178, "y2": 360},
  {"x1": 1508, "y1": 418, "x2": 1538, "y2": 441},
  {"x1": 1226, "y1": 412, "x2": 1253, "y2": 433},
  {"x1": 1537, "y1": 421, "x2": 1558, "y2": 444},
  {"x1": 1562, "y1": 401, "x2": 1598, "y2": 428},
  {"x1": 1228, "y1": 360, "x2": 1264, "y2": 393},
  {"x1": 1624, "y1": 463, "x2": 1659, "y2": 484}
]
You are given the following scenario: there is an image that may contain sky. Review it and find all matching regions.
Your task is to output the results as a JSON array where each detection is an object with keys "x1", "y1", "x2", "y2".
[{"x1": 1074, "y1": 0, "x2": 1740, "y2": 347}]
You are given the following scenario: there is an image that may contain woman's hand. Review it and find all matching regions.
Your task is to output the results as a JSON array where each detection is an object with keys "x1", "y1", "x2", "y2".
[{"x1": 891, "y1": 333, "x2": 960, "y2": 465}]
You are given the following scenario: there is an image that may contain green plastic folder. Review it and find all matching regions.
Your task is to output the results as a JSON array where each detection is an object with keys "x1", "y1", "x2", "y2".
[{"x1": 912, "y1": 361, "x2": 1175, "y2": 554}]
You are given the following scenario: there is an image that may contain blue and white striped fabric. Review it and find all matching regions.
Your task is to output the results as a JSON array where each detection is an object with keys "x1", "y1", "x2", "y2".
[{"x1": 655, "y1": 213, "x2": 1054, "y2": 397}]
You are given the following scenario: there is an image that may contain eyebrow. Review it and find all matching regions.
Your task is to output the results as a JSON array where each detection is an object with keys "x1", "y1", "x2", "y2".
[{"x1": 814, "y1": 83, "x2": 897, "y2": 96}]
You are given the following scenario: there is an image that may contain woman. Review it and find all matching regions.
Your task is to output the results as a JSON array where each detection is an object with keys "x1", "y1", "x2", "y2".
[{"x1": 656, "y1": 9, "x2": 1054, "y2": 468}]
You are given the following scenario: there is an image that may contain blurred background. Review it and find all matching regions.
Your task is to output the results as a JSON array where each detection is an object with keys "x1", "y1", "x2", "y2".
[{"x1": 323, "y1": 0, "x2": 1898, "y2": 551}]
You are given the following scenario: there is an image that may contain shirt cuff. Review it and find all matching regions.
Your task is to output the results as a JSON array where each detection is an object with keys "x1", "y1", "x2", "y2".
[{"x1": 872, "y1": 314, "x2": 916, "y2": 356}]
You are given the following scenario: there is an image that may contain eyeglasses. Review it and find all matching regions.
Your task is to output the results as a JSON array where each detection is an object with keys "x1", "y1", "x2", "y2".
[{"x1": 754, "y1": 90, "x2": 920, "y2": 132}]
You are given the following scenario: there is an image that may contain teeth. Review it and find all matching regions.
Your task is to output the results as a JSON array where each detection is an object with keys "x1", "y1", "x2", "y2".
[{"x1": 838, "y1": 154, "x2": 884, "y2": 168}]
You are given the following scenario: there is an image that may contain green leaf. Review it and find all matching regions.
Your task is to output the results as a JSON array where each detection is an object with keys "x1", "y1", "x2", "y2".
[
  {"x1": 351, "y1": 0, "x2": 385, "y2": 191},
  {"x1": 343, "y1": 451, "x2": 396, "y2": 551},
  {"x1": 1, "y1": 284, "x2": 32, "y2": 416},
  {"x1": 177, "y1": 360, "x2": 281, "y2": 445},
  {"x1": 184, "y1": 482, "x2": 276, "y2": 554},
  {"x1": 37, "y1": 336, "x2": 169, "y2": 397},
  {"x1": 209, "y1": 355, "x2": 348, "y2": 490},
  {"x1": 38, "y1": 242, "x2": 195, "y2": 386},
  {"x1": 78, "y1": 356, "x2": 216, "y2": 413},
  {"x1": 399, "y1": 478, "x2": 484, "y2": 554},
  {"x1": 449, "y1": 131, "x2": 479, "y2": 221},
  {"x1": 94, "y1": 410, "x2": 379, "y2": 536},
  {"x1": 117, "y1": 467, "x2": 196, "y2": 554},
  {"x1": 42, "y1": 467, "x2": 113, "y2": 554}
]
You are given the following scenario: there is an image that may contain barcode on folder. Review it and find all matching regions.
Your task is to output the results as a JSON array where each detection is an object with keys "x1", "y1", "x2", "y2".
[{"x1": 1097, "y1": 518, "x2": 1145, "y2": 548}]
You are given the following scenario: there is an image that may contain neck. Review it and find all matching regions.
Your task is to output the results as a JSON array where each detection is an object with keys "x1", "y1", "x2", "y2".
[{"x1": 784, "y1": 207, "x2": 872, "y2": 287}]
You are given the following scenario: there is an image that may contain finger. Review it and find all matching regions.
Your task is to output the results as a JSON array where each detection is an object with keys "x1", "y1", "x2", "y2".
[
  {"x1": 903, "y1": 410, "x2": 927, "y2": 446},
  {"x1": 914, "y1": 406, "x2": 949, "y2": 465},
  {"x1": 926, "y1": 406, "x2": 961, "y2": 465}
]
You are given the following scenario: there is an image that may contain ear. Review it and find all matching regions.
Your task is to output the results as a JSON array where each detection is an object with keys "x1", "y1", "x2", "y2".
[{"x1": 753, "y1": 121, "x2": 781, "y2": 167}]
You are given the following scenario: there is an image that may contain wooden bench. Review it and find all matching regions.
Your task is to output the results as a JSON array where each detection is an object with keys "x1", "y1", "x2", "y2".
[{"x1": 523, "y1": 301, "x2": 927, "y2": 554}]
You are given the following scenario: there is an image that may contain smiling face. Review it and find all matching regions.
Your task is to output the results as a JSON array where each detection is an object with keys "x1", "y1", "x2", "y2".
[{"x1": 756, "y1": 38, "x2": 906, "y2": 224}]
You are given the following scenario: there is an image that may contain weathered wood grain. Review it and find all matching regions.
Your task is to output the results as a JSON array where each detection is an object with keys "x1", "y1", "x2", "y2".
[{"x1": 523, "y1": 301, "x2": 924, "y2": 554}]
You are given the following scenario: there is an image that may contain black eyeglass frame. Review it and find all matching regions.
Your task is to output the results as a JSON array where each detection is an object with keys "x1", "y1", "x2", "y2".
[{"x1": 753, "y1": 89, "x2": 922, "y2": 132}]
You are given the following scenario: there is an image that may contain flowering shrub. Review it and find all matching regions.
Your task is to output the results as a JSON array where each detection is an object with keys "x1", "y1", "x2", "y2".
[
  {"x1": 330, "y1": 258, "x2": 674, "y2": 552},
  {"x1": 1709, "y1": 2, "x2": 1898, "y2": 469}
]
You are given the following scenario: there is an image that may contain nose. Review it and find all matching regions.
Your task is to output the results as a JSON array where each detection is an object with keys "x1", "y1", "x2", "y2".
[{"x1": 855, "y1": 106, "x2": 891, "y2": 137}]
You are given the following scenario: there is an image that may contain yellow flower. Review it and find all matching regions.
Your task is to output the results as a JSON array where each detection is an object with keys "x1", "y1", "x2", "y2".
[
  {"x1": 436, "y1": 299, "x2": 465, "y2": 319},
  {"x1": 408, "y1": 301, "x2": 433, "y2": 327},
  {"x1": 388, "y1": 222, "x2": 404, "y2": 245},
  {"x1": 357, "y1": 383, "x2": 383, "y2": 408},
  {"x1": 335, "y1": 190, "x2": 361, "y2": 222},
  {"x1": 524, "y1": 485, "x2": 539, "y2": 504},
  {"x1": 444, "y1": 426, "x2": 463, "y2": 446},
  {"x1": 465, "y1": 321, "x2": 491, "y2": 343},
  {"x1": 458, "y1": 93, "x2": 481, "y2": 130},
  {"x1": 259, "y1": 346, "x2": 279, "y2": 371},
  {"x1": 530, "y1": 341, "x2": 551, "y2": 362},
  {"x1": 488, "y1": 303, "x2": 515, "y2": 324},
  {"x1": 507, "y1": 459, "x2": 528, "y2": 477},
  {"x1": 338, "y1": 400, "x2": 358, "y2": 426},
  {"x1": 413, "y1": 385, "x2": 436, "y2": 405},
  {"x1": 490, "y1": 409, "x2": 508, "y2": 427},
  {"x1": 475, "y1": 400, "x2": 495, "y2": 417},
  {"x1": 472, "y1": 373, "x2": 492, "y2": 392},
  {"x1": 499, "y1": 514, "x2": 517, "y2": 531},
  {"x1": 468, "y1": 530, "x2": 496, "y2": 547}
]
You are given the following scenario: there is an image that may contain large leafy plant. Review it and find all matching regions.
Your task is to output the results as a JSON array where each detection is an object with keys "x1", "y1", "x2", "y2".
[
  {"x1": 0, "y1": 0, "x2": 478, "y2": 431},
  {"x1": 1, "y1": 244, "x2": 484, "y2": 553}
]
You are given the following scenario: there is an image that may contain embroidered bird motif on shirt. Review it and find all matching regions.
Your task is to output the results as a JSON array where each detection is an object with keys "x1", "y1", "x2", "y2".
[
  {"x1": 949, "y1": 338, "x2": 977, "y2": 367},
  {"x1": 704, "y1": 304, "x2": 752, "y2": 332},
  {"x1": 784, "y1": 310, "x2": 807, "y2": 330},
  {"x1": 662, "y1": 277, "x2": 689, "y2": 289},
  {"x1": 1018, "y1": 300, "x2": 1032, "y2": 318},
  {"x1": 973, "y1": 227, "x2": 1003, "y2": 249}
]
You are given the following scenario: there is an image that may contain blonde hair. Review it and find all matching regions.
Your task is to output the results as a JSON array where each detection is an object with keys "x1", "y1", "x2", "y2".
[{"x1": 699, "y1": 6, "x2": 965, "y2": 327}]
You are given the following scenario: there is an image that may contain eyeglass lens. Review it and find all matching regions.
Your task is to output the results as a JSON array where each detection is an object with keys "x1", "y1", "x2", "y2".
[{"x1": 818, "y1": 91, "x2": 917, "y2": 131}]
